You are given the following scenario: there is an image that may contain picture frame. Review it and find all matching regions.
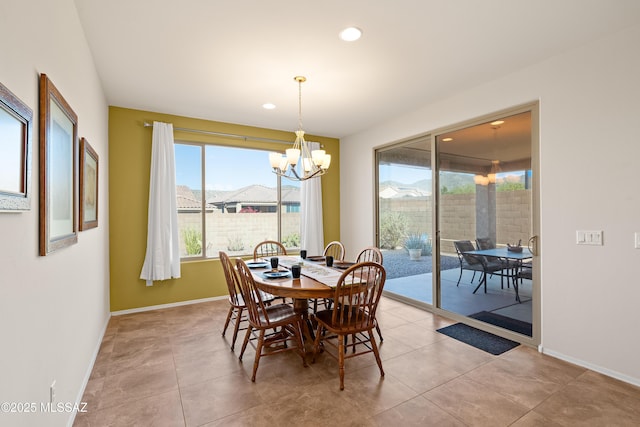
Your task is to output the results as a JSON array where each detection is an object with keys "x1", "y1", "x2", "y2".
[
  {"x1": 0, "y1": 80, "x2": 33, "y2": 211},
  {"x1": 79, "y1": 137, "x2": 98, "y2": 230},
  {"x1": 39, "y1": 74, "x2": 78, "y2": 255}
]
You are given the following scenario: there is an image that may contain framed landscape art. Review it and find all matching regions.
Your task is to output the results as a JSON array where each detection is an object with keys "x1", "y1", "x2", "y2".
[
  {"x1": 79, "y1": 137, "x2": 98, "y2": 230},
  {"x1": 0, "y1": 80, "x2": 33, "y2": 211},
  {"x1": 39, "y1": 74, "x2": 78, "y2": 255}
]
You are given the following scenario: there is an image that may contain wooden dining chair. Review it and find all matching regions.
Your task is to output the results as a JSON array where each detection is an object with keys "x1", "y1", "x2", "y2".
[
  {"x1": 323, "y1": 241, "x2": 345, "y2": 261},
  {"x1": 219, "y1": 251, "x2": 274, "y2": 350},
  {"x1": 356, "y1": 247, "x2": 384, "y2": 342},
  {"x1": 356, "y1": 246, "x2": 383, "y2": 264},
  {"x1": 235, "y1": 258, "x2": 307, "y2": 382},
  {"x1": 253, "y1": 240, "x2": 287, "y2": 260},
  {"x1": 311, "y1": 261, "x2": 386, "y2": 390}
]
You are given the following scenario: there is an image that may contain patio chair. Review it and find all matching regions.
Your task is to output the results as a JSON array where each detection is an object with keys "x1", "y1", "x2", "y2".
[
  {"x1": 476, "y1": 237, "x2": 519, "y2": 288},
  {"x1": 453, "y1": 240, "x2": 505, "y2": 294},
  {"x1": 311, "y1": 261, "x2": 386, "y2": 390}
]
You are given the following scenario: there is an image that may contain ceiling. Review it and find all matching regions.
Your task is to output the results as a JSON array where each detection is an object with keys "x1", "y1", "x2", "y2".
[{"x1": 74, "y1": 0, "x2": 640, "y2": 139}]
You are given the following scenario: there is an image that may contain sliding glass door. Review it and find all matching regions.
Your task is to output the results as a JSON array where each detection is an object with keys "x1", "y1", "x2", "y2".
[
  {"x1": 376, "y1": 136, "x2": 433, "y2": 307},
  {"x1": 436, "y1": 109, "x2": 536, "y2": 340},
  {"x1": 375, "y1": 104, "x2": 539, "y2": 344}
]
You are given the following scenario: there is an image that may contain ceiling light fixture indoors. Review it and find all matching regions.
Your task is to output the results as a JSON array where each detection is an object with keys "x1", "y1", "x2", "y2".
[
  {"x1": 339, "y1": 27, "x2": 362, "y2": 41},
  {"x1": 268, "y1": 76, "x2": 331, "y2": 181}
]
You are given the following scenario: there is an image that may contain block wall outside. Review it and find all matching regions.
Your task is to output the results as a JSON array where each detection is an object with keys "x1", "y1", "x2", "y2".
[
  {"x1": 380, "y1": 189, "x2": 531, "y2": 255},
  {"x1": 177, "y1": 212, "x2": 300, "y2": 256},
  {"x1": 176, "y1": 189, "x2": 530, "y2": 257}
]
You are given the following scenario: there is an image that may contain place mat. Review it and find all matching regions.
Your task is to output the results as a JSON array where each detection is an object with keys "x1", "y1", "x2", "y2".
[
  {"x1": 333, "y1": 261, "x2": 355, "y2": 270},
  {"x1": 262, "y1": 271, "x2": 291, "y2": 279},
  {"x1": 436, "y1": 323, "x2": 519, "y2": 355},
  {"x1": 246, "y1": 261, "x2": 270, "y2": 269}
]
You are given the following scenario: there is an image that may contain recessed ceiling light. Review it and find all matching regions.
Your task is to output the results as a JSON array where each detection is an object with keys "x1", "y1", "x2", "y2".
[
  {"x1": 262, "y1": 103, "x2": 276, "y2": 110},
  {"x1": 490, "y1": 120, "x2": 504, "y2": 126},
  {"x1": 442, "y1": 137, "x2": 453, "y2": 142},
  {"x1": 339, "y1": 27, "x2": 362, "y2": 42}
]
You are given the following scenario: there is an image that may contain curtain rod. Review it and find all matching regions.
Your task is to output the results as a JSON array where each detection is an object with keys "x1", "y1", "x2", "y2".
[{"x1": 143, "y1": 121, "x2": 294, "y2": 145}]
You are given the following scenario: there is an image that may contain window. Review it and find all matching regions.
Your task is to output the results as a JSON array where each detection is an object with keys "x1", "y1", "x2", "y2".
[{"x1": 175, "y1": 142, "x2": 300, "y2": 259}]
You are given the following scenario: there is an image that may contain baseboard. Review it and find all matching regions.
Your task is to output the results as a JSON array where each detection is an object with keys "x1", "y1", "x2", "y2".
[
  {"x1": 111, "y1": 296, "x2": 226, "y2": 316},
  {"x1": 67, "y1": 313, "x2": 111, "y2": 427},
  {"x1": 541, "y1": 346, "x2": 640, "y2": 388}
]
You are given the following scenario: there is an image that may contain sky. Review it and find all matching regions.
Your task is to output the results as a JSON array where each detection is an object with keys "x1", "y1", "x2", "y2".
[{"x1": 174, "y1": 144, "x2": 300, "y2": 191}]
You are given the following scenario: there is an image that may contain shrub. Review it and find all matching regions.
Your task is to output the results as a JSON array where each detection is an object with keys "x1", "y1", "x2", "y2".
[
  {"x1": 227, "y1": 236, "x2": 245, "y2": 252},
  {"x1": 380, "y1": 212, "x2": 408, "y2": 249},
  {"x1": 282, "y1": 232, "x2": 300, "y2": 248},
  {"x1": 182, "y1": 228, "x2": 202, "y2": 255}
]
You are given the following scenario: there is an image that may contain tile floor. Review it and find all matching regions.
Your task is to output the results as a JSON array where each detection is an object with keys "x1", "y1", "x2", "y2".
[{"x1": 74, "y1": 298, "x2": 640, "y2": 426}]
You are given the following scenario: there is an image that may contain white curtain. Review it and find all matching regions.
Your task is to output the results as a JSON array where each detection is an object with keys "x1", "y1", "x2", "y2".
[
  {"x1": 140, "y1": 121, "x2": 181, "y2": 286},
  {"x1": 300, "y1": 142, "x2": 324, "y2": 255}
]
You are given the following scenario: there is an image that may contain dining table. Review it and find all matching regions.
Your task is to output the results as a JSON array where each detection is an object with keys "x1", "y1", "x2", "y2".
[
  {"x1": 249, "y1": 255, "x2": 347, "y2": 340},
  {"x1": 462, "y1": 247, "x2": 532, "y2": 303}
]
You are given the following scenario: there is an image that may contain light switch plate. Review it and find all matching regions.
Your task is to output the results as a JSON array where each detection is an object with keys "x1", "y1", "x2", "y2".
[
  {"x1": 576, "y1": 230, "x2": 603, "y2": 245},
  {"x1": 635, "y1": 232, "x2": 640, "y2": 249}
]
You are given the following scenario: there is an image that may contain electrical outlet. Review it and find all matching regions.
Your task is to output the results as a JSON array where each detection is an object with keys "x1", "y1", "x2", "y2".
[{"x1": 50, "y1": 380, "x2": 56, "y2": 404}]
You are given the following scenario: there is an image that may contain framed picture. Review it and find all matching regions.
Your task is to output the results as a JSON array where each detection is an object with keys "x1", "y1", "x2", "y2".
[
  {"x1": 0, "y1": 81, "x2": 33, "y2": 211},
  {"x1": 39, "y1": 74, "x2": 78, "y2": 256},
  {"x1": 79, "y1": 137, "x2": 98, "y2": 230}
]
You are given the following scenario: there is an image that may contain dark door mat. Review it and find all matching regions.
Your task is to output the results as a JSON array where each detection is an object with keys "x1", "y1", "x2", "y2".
[
  {"x1": 436, "y1": 323, "x2": 520, "y2": 355},
  {"x1": 469, "y1": 311, "x2": 532, "y2": 337}
]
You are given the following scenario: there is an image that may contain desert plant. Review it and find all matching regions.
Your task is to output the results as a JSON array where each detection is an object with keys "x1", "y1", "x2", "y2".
[
  {"x1": 403, "y1": 233, "x2": 433, "y2": 256},
  {"x1": 379, "y1": 211, "x2": 408, "y2": 249},
  {"x1": 404, "y1": 233, "x2": 425, "y2": 250},
  {"x1": 227, "y1": 236, "x2": 245, "y2": 252},
  {"x1": 282, "y1": 232, "x2": 300, "y2": 248},
  {"x1": 182, "y1": 228, "x2": 202, "y2": 255}
]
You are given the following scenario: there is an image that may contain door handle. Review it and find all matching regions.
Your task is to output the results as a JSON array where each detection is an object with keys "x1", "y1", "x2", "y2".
[{"x1": 528, "y1": 236, "x2": 538, "y2": 256}]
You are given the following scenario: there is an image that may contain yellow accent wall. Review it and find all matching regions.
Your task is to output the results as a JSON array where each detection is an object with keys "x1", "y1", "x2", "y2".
[{"x1": 109, "y1": 107, "x2": 340, "y2": 311}]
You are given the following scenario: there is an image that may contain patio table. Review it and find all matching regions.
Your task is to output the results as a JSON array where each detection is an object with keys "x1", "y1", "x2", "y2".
[{"x1": 463, "y1": 247, "x2": 532, "y2": 303}]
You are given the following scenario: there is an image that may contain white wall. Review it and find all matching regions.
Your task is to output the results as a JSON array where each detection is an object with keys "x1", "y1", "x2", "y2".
[
  {"x1": 0, "y1": 1, "x2": 110, "y2": 426},
  {"x1": 341, "y1": 24, "x2": 640, "y2": 385}
]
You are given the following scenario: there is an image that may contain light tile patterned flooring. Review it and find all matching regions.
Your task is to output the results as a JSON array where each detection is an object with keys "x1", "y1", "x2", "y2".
[{"x1": 74, "y1": 298, "x2": 640, "y2": 426}]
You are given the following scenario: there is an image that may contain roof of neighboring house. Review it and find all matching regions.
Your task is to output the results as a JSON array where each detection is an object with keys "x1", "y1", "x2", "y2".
[
  {"x1": 206, "y1": 184, "x2": 300, "y2": 205},
  {"x1": 177, "y1": 185, "x2": 215, "y2": 210}
]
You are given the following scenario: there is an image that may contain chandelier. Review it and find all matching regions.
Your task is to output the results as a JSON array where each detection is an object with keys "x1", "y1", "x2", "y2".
[{"x1": 268, "y1": 76, "x2": 331, "y2": 181}]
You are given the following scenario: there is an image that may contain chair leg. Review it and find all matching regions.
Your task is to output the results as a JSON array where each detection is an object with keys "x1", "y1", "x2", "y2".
[
  {"x1": 251, "y1": 329, "x2": 266, "y2": 382},
  {"x1": 239, "y1": 325, "x2": 252, "y2": 360},
  {"x1": 375, "y1": 323, "x2": 383, "y2": 342},
  {"x1": 338, "y1": 334, "x2": 345, "y2": 390},
  {"x1": 369, "y1": 330, "x2": 385, "y2": 378},
  {"x1": 456, "y1": 268, "x2": 463, "y2": 286},
  {"x1": 222, "y1": 305, "x2": 234, "y2": 337},
  {"x1": 230, "y1": 307, "x2": 243, "y2": 351}
]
